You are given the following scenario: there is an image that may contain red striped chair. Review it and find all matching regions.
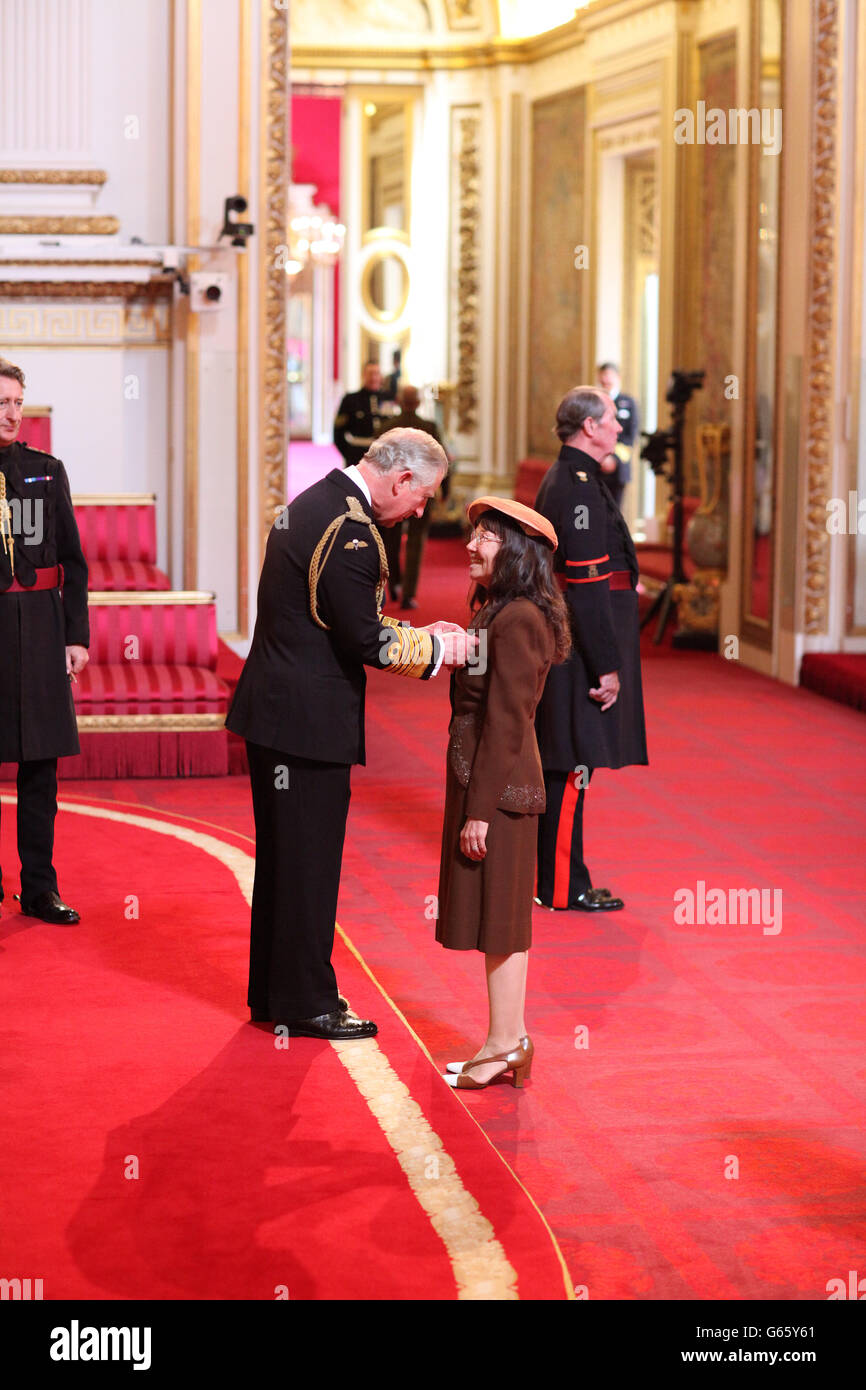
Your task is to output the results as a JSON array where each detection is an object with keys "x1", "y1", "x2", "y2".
[
  {"x1": 62, "y1": 592, "x2": 230, "y2": 777},
  {"x1": 73, "y1": 495, "x2": 171, "y2": 591},
  {"x1": 75, "y1": 594, "x2": 226, "y2": 717}
]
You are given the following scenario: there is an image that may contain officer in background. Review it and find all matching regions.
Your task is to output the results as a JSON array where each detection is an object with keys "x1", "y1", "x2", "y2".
[
  {"x1": 380, "y1": 384, "x2": 446, "y2": 610},
  {"x1": 533, "y1": 386, "x2": 648, "y2": 912},
  {"x1": 333, "y1": 361, "x2": 387, "y2": 469},
  {"x1": 0, "y1": 358, "x2": 89, "y2": 924},
  {"x1": 596, "y1": 362, "x2": 639, "y2": 511}
]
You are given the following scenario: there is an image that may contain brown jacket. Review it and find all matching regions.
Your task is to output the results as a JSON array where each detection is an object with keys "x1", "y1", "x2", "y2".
[{"x1": 447, "y1": 597, "x2": 555, "y2": 823}]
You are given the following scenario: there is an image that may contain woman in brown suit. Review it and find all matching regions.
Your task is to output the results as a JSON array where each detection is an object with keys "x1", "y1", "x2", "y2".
[{"x1": 437, "y1": 498, "x2": 570, "y2": 1089}]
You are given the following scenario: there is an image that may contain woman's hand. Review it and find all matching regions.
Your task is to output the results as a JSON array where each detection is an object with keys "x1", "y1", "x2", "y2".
[{"x1": 460, "y1": 818, "x2": 489, "y2": 861}]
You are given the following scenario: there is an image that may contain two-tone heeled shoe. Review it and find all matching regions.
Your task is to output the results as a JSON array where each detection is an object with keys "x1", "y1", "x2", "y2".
[
  {"x1": 445, "y1": 1035, "x2": 532, "y2": 1076},
  {"x1": 443, "y1": 1036, "x2": 534, "y2": 1090}
]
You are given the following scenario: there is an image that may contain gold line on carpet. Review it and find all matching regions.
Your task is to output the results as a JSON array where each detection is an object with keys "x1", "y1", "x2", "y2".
[{"x1": 29, "y1": 797, "x2": 520, "y2": 1300}]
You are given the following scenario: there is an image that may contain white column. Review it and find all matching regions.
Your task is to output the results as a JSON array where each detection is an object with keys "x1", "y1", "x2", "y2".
[{"x1": 0, "y1": 0, "x2": 92, "y2": 164}]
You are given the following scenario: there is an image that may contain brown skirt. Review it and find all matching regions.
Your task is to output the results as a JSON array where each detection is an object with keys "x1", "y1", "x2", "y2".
[{"x1": 435, "y1": 760, "x2": 537, "y2": 953}]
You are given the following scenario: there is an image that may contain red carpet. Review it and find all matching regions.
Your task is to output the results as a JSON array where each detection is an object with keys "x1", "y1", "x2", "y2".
[
  {"x1": 0, "y1": 792, "x2": 569, "y2": 1300},
  {"x1": 2, "y1": 538, "x2": 865, "y2": 1299}
]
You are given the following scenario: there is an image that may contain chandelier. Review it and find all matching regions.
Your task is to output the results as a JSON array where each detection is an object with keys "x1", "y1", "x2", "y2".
[{"x1": 285, "y1": 183, "x2": 345, "y2": 277}]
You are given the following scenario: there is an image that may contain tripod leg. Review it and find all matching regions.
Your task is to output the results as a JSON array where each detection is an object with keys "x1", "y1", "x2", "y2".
[
  {"x1": 640, "y1": 585, "x2": 666, "y2": 630},
  {"x1": 653, "y1": 581, "x2": 676, "y2": 643}
]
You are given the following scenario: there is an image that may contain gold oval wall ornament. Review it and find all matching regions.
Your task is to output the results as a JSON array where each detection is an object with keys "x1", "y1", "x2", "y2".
[{"x1": 361, "y1": 248, "x2": 410, "y2": 323}]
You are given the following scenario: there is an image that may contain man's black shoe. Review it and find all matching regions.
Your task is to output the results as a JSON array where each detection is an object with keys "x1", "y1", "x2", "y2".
[
  {"x1": 16, "y1": 890, "x2": 80, "y2": 924},
  {"x1": 251, "y1": 995, "x2": 349, "y2": 1022},
  {"x1": 573, "y1": 889, "x2": 624, "y2": 912},
  {"x1": 282, "y1": 1009, "x2": 377, "y2": 1040},
  {"x1": 400, "y1": 597, "x2": 418, "y2": 610}
]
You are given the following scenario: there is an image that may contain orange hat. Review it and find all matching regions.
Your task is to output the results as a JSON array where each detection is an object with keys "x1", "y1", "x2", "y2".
[{"x1": 466, "y1": 495, "x2": 558, "y2": 550}]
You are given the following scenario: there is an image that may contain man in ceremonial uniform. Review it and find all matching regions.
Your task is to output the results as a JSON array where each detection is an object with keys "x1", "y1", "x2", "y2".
[
  {"x1": 597, "y1": 362, "x2": 640, "y2": 510},
  {"x1": 534, "y1": 387, "x2": 648, "y2": 912},
  {"x1": 226, "y1": 427, "x2": 471, "y2": 1039},
  {"x1": 333, "y1": 361, "x2": 387, "y2": 470},
  {"x1": 0, "y1": 359, "x2": 89, "y2": 924}
]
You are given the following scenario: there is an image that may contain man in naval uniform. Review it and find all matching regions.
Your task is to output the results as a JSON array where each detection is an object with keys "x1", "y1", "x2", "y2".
[
  {"x1": 226, "y1": 427, "x2": 471, "y2": 1039},
  {"x1": 533, "y1": 386, "x2": 648, "y2": 912},
  {"x1": 333, "y1": 361, "x2": 387, "y2": 470},
  {"x1": 0, "y1": 359, "x2": 89, "y2": 925},
  {"x1": 597, "y1": 362, "x2": 640, "y2": 511}
]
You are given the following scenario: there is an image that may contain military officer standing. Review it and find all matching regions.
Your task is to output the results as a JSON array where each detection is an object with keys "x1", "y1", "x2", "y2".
[
  {"x1": 333, "y1": 361, "x2": 387, "y2": 469},
  {"x1": 380, "y1": 384, "x2": 447, "y2": 609},
  {"x1": 597, "y1": 362, "x2": 640, "y2": 511},
  {"x1": 534, "y1": 386, "x2": 648, "y2": 912},
  {"x1": 227, "y1": 427, "x2": 472, "y2": 1039},
  {"x1": 0, "y1": 359, "x2": 89, "y2": 924}
]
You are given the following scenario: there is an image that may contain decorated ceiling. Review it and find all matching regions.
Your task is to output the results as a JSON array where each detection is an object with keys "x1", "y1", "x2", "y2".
[{"x1": 291, "y1": 0, "x2": 582, "y2": 45}]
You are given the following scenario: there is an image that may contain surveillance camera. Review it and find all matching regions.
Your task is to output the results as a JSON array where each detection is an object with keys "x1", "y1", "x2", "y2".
[
  {"x1": 221, "y1": 194, "x2": 255, "y2": 247},
  {"x1": 190, "y1": 271, "x2": 229, "y2": 312}
]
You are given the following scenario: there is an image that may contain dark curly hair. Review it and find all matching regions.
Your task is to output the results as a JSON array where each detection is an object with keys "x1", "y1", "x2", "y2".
[{"x1": 469, "y1": 510, "x2": 571, "y2": 664}]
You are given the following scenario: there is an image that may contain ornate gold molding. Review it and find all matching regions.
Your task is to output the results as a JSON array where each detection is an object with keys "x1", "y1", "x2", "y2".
[
  {"x1": 0, "y1": 216, "x2": 120, "y2": 235},
  {"x1": 0, "y1": 169, "x2": 108, "y2": 184},
  {"x1": 0, "y1": 259, "x2": 160, "y2": 267},
  {"x1": 803, "y1": 0, "x2": 838, "y2": 634},
  {"x1": 235, "y1": 0, "x2": 251, "y2": 639},
  {"x1": 291, "y1": 16, "x2": 587, "y2": 72},
  {"x1": 184, "y1": 0, "x2": 202, "y2": 593},
  {"x1": 259, "y1": 0, "x2": 289, "y2": 560},
  {"x1": 452, "y1": 108, "x2": 481, "y2": 438},
  {"x1": 0, "y1": 300, "x2": 172, "y2": 347},
  {"x1": 88, "y1": 589, "x2": 215, "y2": 605},
  {"x1": 76, "y1": 714, "x2": 226, "y2": 731},
  {"x1": 0, "y1": 278, "x2": 173, "y2": 301}
]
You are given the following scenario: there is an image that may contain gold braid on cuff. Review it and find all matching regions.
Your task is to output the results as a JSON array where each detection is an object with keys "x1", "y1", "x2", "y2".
[{"x1": 380, "y1": 614, "x2": 434, "y2": 677}]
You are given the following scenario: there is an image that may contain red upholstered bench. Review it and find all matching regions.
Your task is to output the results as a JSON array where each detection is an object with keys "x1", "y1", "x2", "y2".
[
  {"x1": 514, "y1": 458, "x2": 551, "y2": 508},
  {"x1": 75, "y1": 593, "x2": 225, "y2": 714},
  {"x1": 73, "y1": 495, "x2": 171, "y2": 591},
  {"x1": 62, "y1": 591, "x2": 230, "y2": 777}
]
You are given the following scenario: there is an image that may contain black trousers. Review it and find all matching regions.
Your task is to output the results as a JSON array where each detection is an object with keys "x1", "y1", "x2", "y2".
[
  {"x1": 536, "y1": 769, "x2": 594, "y2": 908},
  {"x1": 246, "y1": 741, "x2": 351, "y2": 1019},
  {"x1": 0, "y1": 759, "x2": 60, "y2": 902}
]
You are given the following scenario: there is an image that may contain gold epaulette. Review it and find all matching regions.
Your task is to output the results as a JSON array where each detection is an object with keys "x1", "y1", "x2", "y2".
[
  {"x1": 379, "y1": 614, "x2": 434, "y2": 678},
  {"x1": 309, "y1": 494, "x2": 388, "y2": 629}
]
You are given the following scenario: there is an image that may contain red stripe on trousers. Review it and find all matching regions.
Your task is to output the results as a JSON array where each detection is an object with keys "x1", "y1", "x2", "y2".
[{"x1": 553, "y1": 774, "x2": 580, "y2": 909}]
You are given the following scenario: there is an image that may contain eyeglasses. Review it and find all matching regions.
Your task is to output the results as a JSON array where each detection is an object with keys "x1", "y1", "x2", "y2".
[
  {"x1": 0, "y1": 399, "x2": 24, "y2": 414},
  {"x1": 471, "y1": 528, "x2": 501, "y2": 544}
]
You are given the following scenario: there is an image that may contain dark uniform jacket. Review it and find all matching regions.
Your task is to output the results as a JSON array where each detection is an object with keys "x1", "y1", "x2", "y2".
[
  {"x1": 386, "y1": 409, "x2": 443, "y2": 445},
  {"x1": 333, "y1": 388, "x2": 384, "y2": 468},
  {"x1": 226, "y1": 469, "x2": 440, "y2": 765},
  {"x1": 0, "y1": 442, "x2": 89, "y2": 763},
  {"x1": 533, "y1": 445, "x2": 647, "y2": 772}
]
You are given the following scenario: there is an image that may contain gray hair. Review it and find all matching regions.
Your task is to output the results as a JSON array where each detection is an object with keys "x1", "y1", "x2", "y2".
[
  {"x1": 0, "y1": 358, "x2": 25, "y2": 389},
  {"x1": 364, "y1": 427, "x2": 448, "y2": 484},
  {"x1": 555, "y1": 386, "x2": 606, "y2": 443}
]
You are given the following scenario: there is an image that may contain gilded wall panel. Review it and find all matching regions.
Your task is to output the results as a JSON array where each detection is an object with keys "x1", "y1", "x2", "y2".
[
  {"x1": 527, "y1": 86, "x2": 586, "y2": 460},
  {"x1": 696, "y1": 35, "x2": 737, "y2": 428}
]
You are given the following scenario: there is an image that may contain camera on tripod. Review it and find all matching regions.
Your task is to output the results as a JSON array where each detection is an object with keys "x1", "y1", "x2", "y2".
[
  {"x1": 666, "y1": 368, "x2": 705, "y2": 406},
  {"x1": 636, "y1": 367, "x2": 704, "y2": 642}
]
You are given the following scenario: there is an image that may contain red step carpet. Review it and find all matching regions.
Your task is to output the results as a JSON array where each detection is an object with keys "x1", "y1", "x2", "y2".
[{"x1": 2, "y1": 538, "x2": 865, "y2": 1300}]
